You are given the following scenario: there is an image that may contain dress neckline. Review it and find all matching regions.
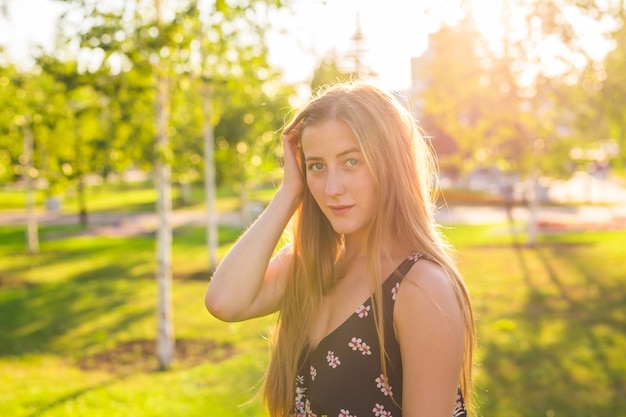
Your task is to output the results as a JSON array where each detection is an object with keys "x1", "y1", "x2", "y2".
[{"x1": 306, "y1": 254, "x2": 423, "y2": 353}]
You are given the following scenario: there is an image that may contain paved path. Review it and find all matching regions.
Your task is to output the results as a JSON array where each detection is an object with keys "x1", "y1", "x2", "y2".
[
  {"x1": 0, "y1": 208, "x2": 242, "y2": 237},
  {"x1": 434, "y1": 204, "x2": 626, "y2": 226},
  {"x1": 2, "y1": 204, "x2": 626, "y2": 237}
]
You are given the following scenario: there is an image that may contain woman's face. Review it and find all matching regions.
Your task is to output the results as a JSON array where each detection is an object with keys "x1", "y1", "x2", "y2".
[{"x1": 301, "y1": 119, "x2": 378, "y2": 241}]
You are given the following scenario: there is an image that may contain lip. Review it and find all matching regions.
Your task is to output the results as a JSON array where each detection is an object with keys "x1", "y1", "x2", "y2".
[{"x1": 328, "y1": 204, "x2": 354, "y2": 215}]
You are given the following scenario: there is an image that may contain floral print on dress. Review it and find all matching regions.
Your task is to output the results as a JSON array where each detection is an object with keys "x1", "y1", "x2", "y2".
[
  {"x1": 299, "y1": 399, "x2": 317, "y2": 417},
  {"x1": 407, "y1": 253, "x2": 423, "y2": 262},
  {"x1": 310, "y1": 365, "x2": 317, "y2": 381},
  {"x1": 295, "y1": 383, "x2": 307, "y2": 417},
  {"x1": 355, "y1": 304, "x2": 370, "y2": 318},
  {"x1": 348, "y1": 336, "x2": 372, "y2": 356},
  {"x1": 391, "y1": 282, "x2": 400, "y2": 301},
  {"x1": 375, "y1": 374, "x2": 393, "y2": 397},
  {"x1": 453, "y1": 390, "x2": 466, "y2": 417},
  {"x1": 326, "y1": 351, "x2": 341, "y2": 368},
  {"x1": 338, "y1": 409, "x2": 355, "y2": 417},
  {"x1": 373, "y1": 403, "x2": 392, "y2": 417}
]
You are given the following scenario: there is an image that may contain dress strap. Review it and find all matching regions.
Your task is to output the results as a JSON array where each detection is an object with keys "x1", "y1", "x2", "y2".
[
  {"x1": 383, "y1": 253, "x2": 430, "y2": 291},
  {"x1": 397, "y1": 253, "x2": 430, "y2": 276}
]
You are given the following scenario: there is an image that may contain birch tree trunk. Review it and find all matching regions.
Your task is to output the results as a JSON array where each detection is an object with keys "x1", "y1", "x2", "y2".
[
  {"x1": 527, "y1": 169, "x2": 539, "y2": 247},
  {"x1": 73, "y1": 115, "x2": 88, "y2": 228},
  {"x1": 155, "y1": 72, "x2": 174, "y2": 370},
  {"x1": 202, "y1": 79, "x2": 219, "y2": 271},
  {"x1": 154, "y1": 0, "x2": 174, "y2": 370},
  {"x1": 23, "y1": 122, "x2": 39, "y2": 255}
]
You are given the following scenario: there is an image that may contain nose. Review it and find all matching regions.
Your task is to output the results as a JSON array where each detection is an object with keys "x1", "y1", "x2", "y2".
[{"x1": 325, "y1": 168, "x2": 345, "y2": 196}]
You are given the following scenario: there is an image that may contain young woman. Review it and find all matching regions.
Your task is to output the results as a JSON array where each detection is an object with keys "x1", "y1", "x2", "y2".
[{"x1": 205, "y1": 81, "x2": 476, "y2": 417}]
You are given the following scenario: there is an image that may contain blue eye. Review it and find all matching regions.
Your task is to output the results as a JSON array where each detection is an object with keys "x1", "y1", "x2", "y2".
[{"x1": 345, "y1": 158, "x2": 359, "y2": 167}]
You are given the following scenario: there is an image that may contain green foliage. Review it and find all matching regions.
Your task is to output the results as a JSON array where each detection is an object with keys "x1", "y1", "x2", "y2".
[
  {"x1": 0, "y1": 62, "x2": 22, "y2": 183},
  {"x1": 417, "y1": 0, "x2": 626, "y2": 180},
  {"x1": 588, "y1": 9, "x2": 626, "y2": 173},
  {"x1": 416, "y1": 19, "x2": 496, "y2": 174},
  {"x1": 310, "y1": 50, "x2": 353, "y2": 93},
  {"x1": 0, "y1": 0, "x2": 296, "y2": 212}
]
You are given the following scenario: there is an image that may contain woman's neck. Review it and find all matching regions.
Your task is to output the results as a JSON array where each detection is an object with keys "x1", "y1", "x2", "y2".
[{"x1": 343, "y1": 233, "x2": 406, "y2": 264}]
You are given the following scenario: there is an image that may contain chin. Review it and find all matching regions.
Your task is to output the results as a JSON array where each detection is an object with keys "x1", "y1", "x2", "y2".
[
  {"x1": 330, "y1": 223, "x2": 360, "y2": 236},
  {"x1": 329, "y1": 224, "x2": 350, "y2": 235}
]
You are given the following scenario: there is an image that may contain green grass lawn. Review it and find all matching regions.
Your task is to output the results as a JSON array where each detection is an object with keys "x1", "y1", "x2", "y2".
[
  {"x1": 0, "y1": 181, "x2": 277, "y2": 214},
  {"x1": 1, "y1": 210, "x2": 625, "y2": 416},
  {"x1": 448, "y1": 226, "x2": 626, "y2": 416},
  {"x1": 0, "y1": 221, "x2": 274, "y2": 417}
]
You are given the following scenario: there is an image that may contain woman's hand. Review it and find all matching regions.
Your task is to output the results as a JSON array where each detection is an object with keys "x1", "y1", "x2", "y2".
[
  {"x1": 205, "y1": 123, "x2": 304, "y2": 322},
  {"x1": 280, "y1": 122, "x2": 305, "y2": 202}
]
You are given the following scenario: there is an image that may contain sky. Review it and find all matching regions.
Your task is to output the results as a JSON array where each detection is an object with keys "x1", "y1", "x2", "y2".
[
  {"x1": 1, "y1": 0, "x2": 615, "y2": 93},
  {"x1": 0, "y1": 0, "x2": 465, "y2": 92},
  {"x1": 263, "y1": 0, "x2": 464, "y2": 90}
]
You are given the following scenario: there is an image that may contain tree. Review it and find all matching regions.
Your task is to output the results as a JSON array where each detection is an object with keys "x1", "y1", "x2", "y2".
[
  {"x1": 1, "y1": 63, "x2": 68, "y2": 253},
  {"x1": 484, "y1": 0, "x2": 618, "y2": 243},
  {"x1": 311, "y1": 50, "x2": 352, "y2": 93},
  {"x1": 147, "y1": 0, "x2": 175, "y2": 371},
  {"x1": 413, "y1": 19, "x2": 489, "y2": 177},
  {"x1": 51, "y1": 0, "x2": 293, "y2": 370},
  {"x1": 36, "y1": 56, "x2": 114, "y2": 227},
  {"x1": 415, "y1": 0, "x2": 619, "y2": 244},
  {"x1": 185, "y1": 1, "x2": 293, "y2": 229},
  {"x1": 21, "y1": 119, "x2": 39, "y2": 255},
  {"x1": 593, "y1": 3, "x2": 626, "y2": 173},
  {"x1": 0, "y1": 62, "x2": 22, "y2": 185},
  {"x1": 211, "y1": 80, "x2": 292, "y2": 225},
  {"x1": 0, "y1": 65, "x2": 39, "y2": 254}
]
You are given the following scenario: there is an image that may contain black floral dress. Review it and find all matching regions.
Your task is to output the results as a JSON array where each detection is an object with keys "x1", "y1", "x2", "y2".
[{"x1": 294, "y1": 254, "x2": 467, "y2": 417}]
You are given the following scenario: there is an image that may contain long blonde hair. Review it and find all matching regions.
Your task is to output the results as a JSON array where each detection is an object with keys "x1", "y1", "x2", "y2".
[{"x1": 263, "y1": 81, "x2": 475, "y2": 416}]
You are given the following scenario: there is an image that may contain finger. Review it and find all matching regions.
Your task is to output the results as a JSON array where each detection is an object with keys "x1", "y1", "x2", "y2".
[{"x1": 283, "y1": 120, "x2": 302, "y2": 141}]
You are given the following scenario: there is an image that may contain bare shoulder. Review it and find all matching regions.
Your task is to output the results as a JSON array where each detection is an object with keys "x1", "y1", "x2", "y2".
[
  {"x1": 394, "y1": 258, "x2": 462, "y2": 325},
  {"x1": 402, "y1": 258, "x2": 456, "y2": 298}
]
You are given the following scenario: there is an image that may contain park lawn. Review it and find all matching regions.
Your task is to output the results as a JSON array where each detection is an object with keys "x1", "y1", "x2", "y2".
[
  {"x1": 0, "y1": 182, "x2": 159, "y2": 212},
  {"x1": 0, "y1": 182, "x2": 276, "y2": 213},
  {"x1": 0, "y1": 222, "x2": 273, "y2": 417},
  {"x1": 447, "y1": 225, "x2": 626, "y2": 417},
  {"x1": 1, "y1": 220, "x2": 625, "y2": 417}
]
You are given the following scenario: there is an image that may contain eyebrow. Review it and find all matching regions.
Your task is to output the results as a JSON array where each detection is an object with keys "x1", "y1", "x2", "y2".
[{"x1": 304, "y1": 147, "x2": 361, "y2": 161}]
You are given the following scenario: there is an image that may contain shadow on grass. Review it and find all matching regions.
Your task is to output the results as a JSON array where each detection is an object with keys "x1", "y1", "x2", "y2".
[
  {"x1": 477, "y1": 230, "x2": 626, "y2": 417},
  {"x1": 504, "y1": 204, "x2": 532, "y2": 287},
  {"x1": 0, "y1": 223, "x2": 245, "y2": 360},
  {"x1": 0, "y1": 222, "x2": 243, "y2": 285},
  {"x1": 0, "y1": 262, "x2": 154, "y2": 357},
  {"x1": 0, "y1": 224, "x2": 155, "y2": 281},
  {"x1": 539, "y1": 245, "x2": 626, "y2": 392},
  {"x1": 25, "y1": 376, "x2": 128, "y2": 417},
  {"x1": 76, "y1": 338, "x2": 236, "y2": 374},
  {"x1": 173, "y1": 224, "x2": 242, "y2": 248}
]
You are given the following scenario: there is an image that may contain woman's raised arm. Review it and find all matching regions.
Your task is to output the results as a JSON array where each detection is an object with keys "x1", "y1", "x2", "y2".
[{"x1": 204, "y1": 125, "x2": 303, "y2": 322}]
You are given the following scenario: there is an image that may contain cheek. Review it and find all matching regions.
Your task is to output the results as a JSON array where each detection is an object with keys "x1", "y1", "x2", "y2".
[
  {"x1": 306, "y1": 176, "x2": 326, "y2": 205},
  {"x1": 306, "y1": 175, "x2": 320, "y2": 195},
  {"x1": 356, "y1": 170, "x2": 376, "y2": 192},
  {"x1": 359, "y1": 173, "x2": 379, "y2": 205}
]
